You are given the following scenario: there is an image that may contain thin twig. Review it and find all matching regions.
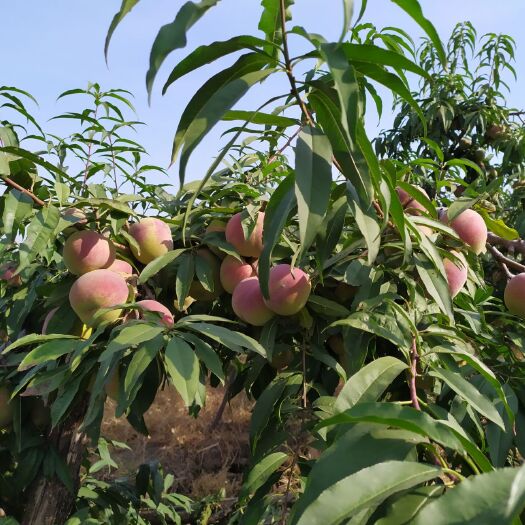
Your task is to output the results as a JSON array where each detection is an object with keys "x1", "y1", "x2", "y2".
[
  {"x1": 301, "y1": 343, "x2": 307, "y2": 409},
  {"x1": 279, "y1": 0, "x2": 314, "y2": 127},
  {"x1": 268, "y1": 126, "x2": 302, "y2": 164},
  {"x1": 487, "y1": 232, "x2": 525, "y2": 257},
  {"x1": 486, "y1": 243, "x2": 516, "y2": 280},
  {"x1": 409, "y1": 336, "x2": 421, "y2": 411},
  {"x1": 1, "y1": 176, "x2": 46, "y2": 206}
]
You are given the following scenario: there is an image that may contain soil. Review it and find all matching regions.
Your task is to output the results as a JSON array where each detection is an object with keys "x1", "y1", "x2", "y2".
[{"x1": 100, "y1": 386, "x2": 253, "y2": 499}]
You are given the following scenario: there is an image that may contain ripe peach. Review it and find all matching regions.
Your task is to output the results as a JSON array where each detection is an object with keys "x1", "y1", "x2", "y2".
[
  {"x1": 189, "y1": 249, "x2": 224, "y2": 301},
  {"x1": 220, "y1": 255, "x2": 257, "y2": 294},
  {"x1": 136, "y1": 299, "x2": 174, "y2": 327},
  {"x1": 0, "y1": 264, "x2": 22, "y2": 287},
  {"x1": 63, "y1": 230, "x2": 116, "y2": 275},
  {"x1": 232, "y1": 277, "x2": 275, "y2": 326},
  {"x1": 444, "y1": 251, "x2": 468, "y2": 298},
  {"x1": 129, "y1": 218, "x2": 173, "y2": 264},
  {"x1": 265, "y1": 264, "x2": 311, "y2": 316},
  {"x1": 225, "y1": 212, "x2": 264, "y2": 257},
  {"x1": 106, "y1": 259, "x2": 134, "y2": 277},
  {"x1": 441, "y1": 209, "x2": 487, "y2": 255},
  {"x1": 504, "y1": 273, "x2": 525, "y2": 319},
  {"x1": 69, "y1": 269, "x2": 130, "y2": 326},
  {"x1": 0, "y1": 385, "x2": 13, "y2": 429}
]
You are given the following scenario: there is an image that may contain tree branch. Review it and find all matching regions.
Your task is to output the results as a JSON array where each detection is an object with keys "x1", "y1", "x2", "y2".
[
  {"x1": 487, "y1": 232, "x2": 525, "y2": 256},
  {"x1": 1, "y1": 176, "x2": 46, "y2": 206},
  {"x1": 486, "y1": 243, "x2": 517, "y2": 279},
  {"x1": 279, "y1": 0, "x2": 314, "y2": 127}
]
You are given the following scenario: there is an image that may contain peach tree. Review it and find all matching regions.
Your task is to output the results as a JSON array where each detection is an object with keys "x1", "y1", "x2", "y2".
[{"x1": 2, "y1": 1, "x2": 525, "y2": 524}]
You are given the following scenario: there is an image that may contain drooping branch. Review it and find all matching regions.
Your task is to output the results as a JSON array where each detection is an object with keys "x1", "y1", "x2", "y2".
[
  {"x1": 486, "y1": 243, "x2": 518, "y2": 280},
  {"x1": 487, "y1": 232, "x2": 525, "y2": 256}
]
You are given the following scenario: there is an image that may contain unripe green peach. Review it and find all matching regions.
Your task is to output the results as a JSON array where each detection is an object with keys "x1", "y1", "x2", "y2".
[
  {"x1": 0, "y1": 264, "x2": 22, "y2": 287},
  {"x1": 189, "y1": 249, "x2": 224, "y2": 301},
  {"x1": 129, "y1": 218, "x2": 173, "y2": 264},
  {"x1": 441, "y1": 208, "x2": 487, "y2": 255},
  {"x1": 106, "y1": 259, "x2": 134, "y2": 277},
  {"x1": 504, "y1": 273, "x2": 525, "y2": 319},
  {"x1": 265, "y1": 264, "x2": 311, "y2": 316},
  {"x1": 105, "y1": 368, "x2": 120, "y2": 401},
  {"x1": 225, "y1": 212, "x2": 264, "y2": 257},
  {"x1": 0, "y1": 385, "x2": 13, "y2": 429},
  {"x1": 136, "y1": 299, "x2": 174, "y2": 327},
  {"x1": 69, "y1": 269, "x2": 130, "y2": 326},
  {"x1": 63, "y1": 230, "x2": 116, "y2": 275},
  {"x1": 443, "y1": 251, "x2": 468, "y2": 298},
  {"x1": 220, "y1": 255, "x2": 257, "y2": 294},
  {"x1": 473, "y1": 148, "x2": 486, "y2": 163},
  {"x1": 232, "y1": 277, "x2": 275, "y2": 326}
]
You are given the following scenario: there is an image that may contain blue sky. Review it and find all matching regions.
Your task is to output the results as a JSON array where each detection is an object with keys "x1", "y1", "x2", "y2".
[{"x1": 2, "y1": 1, "x2": 524, "y2": 191}]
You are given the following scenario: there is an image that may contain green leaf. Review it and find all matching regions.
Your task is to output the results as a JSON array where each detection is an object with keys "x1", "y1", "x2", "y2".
[
  {"x1": 342, "y1": 43, "x2": 431, "y2": 80},
  {"x1": 1, "y1": 189, "x2": 33, "y2": 240},
  {"x1": 223, "y1": 110, "x2": 297, "y2": 127},
  {"x1": 104, "y1": 0, "x2": 141, "y2": 62},
  {"x1": 295, "y1": 126, "x2": 333, "y2": 255},
  {"x1": 319, "y1": 402, "x2": 492, "y2": 472},
  {"x1": 17, "y1": 206, "x2": 60, "y2": 272},
  {"x1": 334, "y1": 357, "x2": 408, "y2": 413},
  {"x1": 346, "y1": 182, "x2": 381, "y2": 264},
  {"x1": 430, "y1": 367, "x2": 505, "y2": 430},
  {"x1": 172, "y1": 53, "x2": 272, "y2": 186},
  {"x1": 138, "y1": 249, "x2": 186, "y2": 284},
  {"x1": 124, "y1": 335, "x2": 164, "y2": 396},
  {"x1": 339, "y1": 0, "x2": 354, "y2": 42},
  {"x1": 479, "y1": 210, "x2": 519, "y2": 240},
  {"x1": 239, "y1": 452, "x2": 288, "y2": 500},
  {"x1": 296, "y1": 461, "x2": 440, "y2": 525},
  {"x1": 390, "y1": 0, "x2": 447, "y2": 69},
  {"x1": 258, "y1": 0, "x2": 294, "y2": 57},
  {"x1": 100, "y1": 324, "x2": 165, "y2": 361},
  {"x1": 163, "y1": 35, "x2": 270, "y2": 94},
  {"x1": 413, "y1": 464, "x2": 525, "y2": 525},
  {"x1": 146, "y1": 0, "x2": 221, "y2": 98},
  {"x1": 181, "y1": 332, "x2": 225, "y2": 382},
  {"x1": 186, "y1": 322, "x2": 266, "y2": 357},
  {"x1": 3, "y1": 333, "x2": 77, "y2": 353},
  {"x1": 307, "y1": 295, "x2": 350, "y2": 318},
  {"x1": 164, "y1": 336, "x2": 200, "y2": 406},
  {"x1": 18, "y1": 339, "x2": 79, "y2": 371},
  {"x1": 176, "y1": 253, "x2": 195, "y2": 310},
  {"x1": 259, "y1": 174, "x2": 296, "y2": 298}
]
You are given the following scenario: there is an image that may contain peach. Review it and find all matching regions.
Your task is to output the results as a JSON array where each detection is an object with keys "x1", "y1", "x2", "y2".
[
  {"x1": 189, "y1": 249, "x2": 224, "y2": 301},
  {"x1": 129, "y1": 218, "x2": 173, "y2": 264},
  {"x1": 265, "y1": 264, "x2": 311, "y2": 316},
  {"x1": 106, "y1": 259, "x2": 134, "y2": 277},
  {"x1": 136, "y1": 299, "x2": 174, "y2": 327},
  {"x1": 232, "y1": 277, "x2": 275, "y2": 326},
  {"x1": 0, "y1": 264, "x2": 22, "y2": 287},
  {"x1": 205, "y1": 219, "x2": 227, "y2": 258},
  {"x1": 220, "y1": 255, "x2": 257, "y2": 294},
  {"x1": 441, "y1": 209, "x2": 487, "y2": 255},
  {"x1": 225, "y1": 212, "x2": 264, "y2": 257},
  {"x1": 63, "y1": 230, "x2": 116, "y2": 275},
  {"x1": 504, "y1": 273, "x2": 525, "y2": 319},
  {"x1": 69, "y1": 269, "x2": 130, "y2": 326},
  {"x1": 444, "y1": 251, "x2": 468, "y2": 298},
  {"x1": 0, "y1": 385, "x2": 13, "y2": 429},
  {"x1": 62, "y1": 207, "x2": 87, "y2": 225},
  {"x1": 105, "y1": 368, "x2": 120, "y2": 401}
]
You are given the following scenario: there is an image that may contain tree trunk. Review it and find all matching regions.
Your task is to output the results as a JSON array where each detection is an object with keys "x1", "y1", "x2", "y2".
[{"x1": 21, "y1": 399, "x2": 88, "y2": 525}]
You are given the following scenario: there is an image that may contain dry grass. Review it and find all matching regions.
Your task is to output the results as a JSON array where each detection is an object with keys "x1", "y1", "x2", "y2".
[{"x1": 101, "y1": 386, "x2": 252, "y2": 499}]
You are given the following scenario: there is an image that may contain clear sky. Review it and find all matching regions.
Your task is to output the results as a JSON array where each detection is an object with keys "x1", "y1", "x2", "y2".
[{"x1": 2, "y1": 1, "x2": 524, "y2": 191}]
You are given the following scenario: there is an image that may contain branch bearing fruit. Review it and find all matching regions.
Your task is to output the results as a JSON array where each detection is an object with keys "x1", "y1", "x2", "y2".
[
  {"x1": 441, "y1": 208, "x2": 487, "y2": 255},
  {"x1": 225, "y1": 212, "x2": 264, "y2": 257},
  {"x1": 63, "y1": 230, "x2": 116, "y2": 275},
  {"x1": 0, "y1": 386, "x2": 13, "y2": 429},
  {"x1": 265, "y1": 264, "x2": 311, "y2": 316},
  {"x1": 232, "y1": 277, "x2": 275, "y2": 326},
  {"x1": 129, "y1": 218, "x2": 173, "y2": 264},
  {"x1": 136, "y1": 299, "x2": 174, "y2": 327},
  {"x1": 444, "y1": 251, "x2": 468, "y2": 298},
  {"x1": 505, "y1": 273, "x2": 525, "y2": 319},
  {"x1": 220, "y1": 255, "x2": 257, "y2": 294},
  {"x1": 69, "y1": 269, "x2": 130, "y2": 326}
]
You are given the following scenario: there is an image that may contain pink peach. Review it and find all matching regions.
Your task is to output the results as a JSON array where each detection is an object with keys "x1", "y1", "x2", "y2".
[
  {"x1": 265, "y1": 264, "x2": 311, "y2": 316},
  {"x1": 441, "y1": 209, "x2": 487, "y2": 255},
  {"x1": 63, "y1": 230, "x2": 116, "y2": 275},
  {"x1": 129, "y1": 218, "x2": 173, "y2": 264},
  {"x1": 220, "y1": 255, "x2": 257, "y2": 294},
  {"x1": 225, "y1": 212, "x2": 264, "y2": 257},
  {"x1": 136, "y1": 299, "x2": 174, "y2": 327},
  {"x1": 232, "y1": 277, "x2": 275, "y2": 326},
  {"x1": 444, "y1": 251, "x2": 468, "y2": 298},
  {"x1": 505, "y1": 273, "x2": 525, "y2": 319}
]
